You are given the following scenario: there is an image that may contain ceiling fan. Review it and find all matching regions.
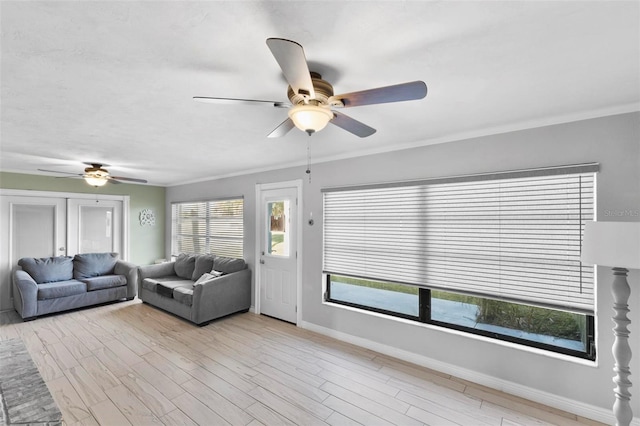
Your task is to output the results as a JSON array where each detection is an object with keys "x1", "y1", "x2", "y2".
[
  {"x1": 38, "y1": 163, "x2": 148, "y2": 187},
  {"x1": 194, "y1": 38, "x2": 428, "y2": 138}
]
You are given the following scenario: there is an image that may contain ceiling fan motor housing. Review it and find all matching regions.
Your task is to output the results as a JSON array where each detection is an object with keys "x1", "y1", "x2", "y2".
[
  {"x1": 85, "y1": 164, "x2": 109, "y2": 175},
  {"x1": 287, "y1": 72, "x2": 342, "y2": 107}
]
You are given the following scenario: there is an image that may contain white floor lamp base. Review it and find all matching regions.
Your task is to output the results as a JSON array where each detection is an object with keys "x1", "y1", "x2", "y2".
[{"x1": 612, "y1": 267, "x2": 633, "y2": 426}]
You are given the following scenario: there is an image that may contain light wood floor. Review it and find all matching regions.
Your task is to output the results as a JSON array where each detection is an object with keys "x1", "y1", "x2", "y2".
[{"x1": 0, "y1": 300, "x2": 604, "y2": 426}]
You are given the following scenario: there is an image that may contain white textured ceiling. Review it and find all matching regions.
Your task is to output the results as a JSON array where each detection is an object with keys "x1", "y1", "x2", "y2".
[{"x1": 1, "y1": 1, "x2": 639, "y2": 186}]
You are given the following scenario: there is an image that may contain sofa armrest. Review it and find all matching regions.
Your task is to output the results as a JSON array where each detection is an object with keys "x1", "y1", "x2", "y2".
[
  {"x1": 192, "y1": 268, "x2": 251, "y2": 325},
  {"x1": 138, "y1": 262, "x2": 176, "y2": 280},
  {"x1": 13, "y1": 269, "x2": 38, "y2": 319},
  {"x1": 115, "y1": 260, "x2": 139, "y2": 299}
]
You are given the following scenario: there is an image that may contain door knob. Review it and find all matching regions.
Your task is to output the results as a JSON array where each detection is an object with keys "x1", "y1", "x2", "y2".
[
  {"x1": 58, "y1": 247, "x2": 65, "y2": 252},
  {"x1": 260, "y1": 259, "x2": 265, "y2": 264}
]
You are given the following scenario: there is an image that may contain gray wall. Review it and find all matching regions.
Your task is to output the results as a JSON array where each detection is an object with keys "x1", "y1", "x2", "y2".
[{"x1": 167, "y1": 112, "x2": 640, "y2": 415}]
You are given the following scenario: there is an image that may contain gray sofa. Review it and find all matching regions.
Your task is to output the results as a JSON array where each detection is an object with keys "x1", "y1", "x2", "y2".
[
  {"x1": 138, "y1": 253, "x2": 251, "y2": 325},
  {"x1": 13, "y1": 252, "x2": 138, "y2": 320}
]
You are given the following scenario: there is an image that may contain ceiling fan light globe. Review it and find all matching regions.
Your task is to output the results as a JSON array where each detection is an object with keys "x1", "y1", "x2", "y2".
[
  {"x1": 288, "y1": 104, "x2": 333, "y2": 134},
  {"x1": 84, "y1": 172, "x2": 109, "y2": 187}
]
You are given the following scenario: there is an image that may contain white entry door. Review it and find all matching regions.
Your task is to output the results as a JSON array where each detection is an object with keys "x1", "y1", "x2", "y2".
[{"x1": 259, "y1": 186, "x2": 299, "y2": 324}]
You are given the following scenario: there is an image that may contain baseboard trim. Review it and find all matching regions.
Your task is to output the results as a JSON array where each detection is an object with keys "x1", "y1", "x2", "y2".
[{"x1": 300, "y1": 320, "x2": 626, "y2": 426}]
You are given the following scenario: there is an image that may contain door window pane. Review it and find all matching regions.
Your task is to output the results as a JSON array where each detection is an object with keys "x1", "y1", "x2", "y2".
[
  {"x1": 13, "y1": 204, "x2": 56, "y2": 258},
  {"x1": 79, "y1": 206, "x2": 113, "y2": 253},
  {"x1": 268, "y1": 200, "x2": 290, "y2": 257}
]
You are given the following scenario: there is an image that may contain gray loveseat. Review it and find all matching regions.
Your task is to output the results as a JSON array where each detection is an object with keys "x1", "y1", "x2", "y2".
[
  {"x1": 138, "y1": 253, "x2": 251, "y2": 325},
  {"x1": 13, "y1": 252, "x2": 138, "y2": 320}
]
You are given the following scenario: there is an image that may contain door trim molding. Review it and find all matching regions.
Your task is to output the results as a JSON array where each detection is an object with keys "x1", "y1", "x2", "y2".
[
  {"x1": 1, "y1": 189, "x2": 127, "y2": 201},
  {"x1": 0, "y1": 189, "x2": 130, "y2": 260},
  {"x1": 254, "y1": 180, "x2": 303, "y2": 325}
]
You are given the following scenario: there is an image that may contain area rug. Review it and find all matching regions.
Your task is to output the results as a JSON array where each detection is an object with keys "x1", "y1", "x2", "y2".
[{"x1": 0, "y1": 338, "x2": 62, "y2": 425}]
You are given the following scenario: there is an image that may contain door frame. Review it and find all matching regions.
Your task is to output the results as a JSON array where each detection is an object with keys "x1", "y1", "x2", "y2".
[
  {"x1": 0, "y1": 189, "x2": 130, "y2": 260},
  {"x1": 254, "y1": 180, "x2": 303, "y2": 325}
]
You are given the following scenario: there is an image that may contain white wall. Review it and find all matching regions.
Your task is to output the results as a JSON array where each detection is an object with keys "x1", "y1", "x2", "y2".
[{"x1": 166, "y1": 112, "x2": 640, "y2": 421}]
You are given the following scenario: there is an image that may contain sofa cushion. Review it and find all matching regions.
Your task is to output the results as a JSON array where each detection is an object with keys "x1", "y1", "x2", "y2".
[
  {"x1": 157, "y1": 280, "x2": 194, "y2": 299},
  {"x1": 19, "y1": 256, "x2": 74, "y2": 284},
  {"x1": 157, "y1": 284, "x2": 174, "y2": 298},
  {"x1": 173, "y1": 286, "x2": 194, "y2": 306},
  {"x1": 73, "y1": 253, "x2": 119, "y2": 279},
  {"x1": 37, "y1": 280, "x2": 87, "y2": 300},
  {"x1": 80, "y1": 275, "x2": 127, "y2": 291},
  {"x1": 141, "y1": 277, "x2": 179, "y2": 292},
  {"x1": 174, "y1": 254, "x2": 197, "y2": 280},
  {"x1": 142, "y1": 278, "x2": 159, "y2": 292},
  {"x1": 143, "y1": 277, "x2": 192, "y2": 292},
  {"x1": 213, "y1": 257, "x2": 246, "y2": 274},
  {"x1": 192, "y1": 255, "x2": 215, "y2": 281}
]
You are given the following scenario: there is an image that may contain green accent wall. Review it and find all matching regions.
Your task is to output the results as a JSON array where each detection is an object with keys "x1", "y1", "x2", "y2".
[{"x1": 0, "y1": 172, "x2": 165, "y2": 266}]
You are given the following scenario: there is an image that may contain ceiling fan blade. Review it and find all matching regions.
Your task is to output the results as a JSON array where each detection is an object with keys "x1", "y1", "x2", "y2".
[
  {"x1": 109, "y1": 176, "x2": 148, "y2": 184},
  {"x1": 193, "y1": 97, "x2": 290, "y2": 108},
  {"x1": 266, "y1": 38, "x2": 315, "y2": 100},
  {"x1": 37, "y1": 168, "x2": 83, "y2": 176},
  {"x1": 267, "y1": 117, "x2": 296, "y2": 138},
  {"x1": 332, "y1": 81, "x2": 427, "y2": 108},
  {"x1": 330, "y1": 111, "x2": 376, "y2": 138}
]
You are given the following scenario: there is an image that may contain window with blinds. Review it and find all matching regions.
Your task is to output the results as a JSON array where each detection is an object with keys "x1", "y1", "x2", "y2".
[
  {"x1": 323, "y1": 164, "x2": 598, "y2": 315},
  {"x1": 171, "y1": 198, "x2": 244, "y2": 258}
]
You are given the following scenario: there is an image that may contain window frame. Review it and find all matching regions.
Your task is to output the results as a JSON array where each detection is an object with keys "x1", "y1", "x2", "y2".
[
  {"x1": 171, "y1": 197, "x2": 244, "y2": 259},
  {"x1": 322, "y1": 164, "x2": 598, "y2": 360},
  {"x1": 325, "y1": 275, "x2": 596, "y2": 360},
  {"x1": 325, "y1": 275, "x2": 422, "y2": 322}
]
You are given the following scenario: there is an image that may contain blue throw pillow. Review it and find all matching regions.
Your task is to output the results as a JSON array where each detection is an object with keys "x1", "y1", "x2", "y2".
[
  {"x1": 18, "y1": 256, "x2": 73, "y2": 284},
  {"x1": 73, "y1": 253, "x2": 119, "y2": 279}
]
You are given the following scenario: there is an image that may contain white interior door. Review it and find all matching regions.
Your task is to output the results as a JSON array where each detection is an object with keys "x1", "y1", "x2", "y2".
[
  {"x1": 259, "y1": 186, "x2": 298, "y2": 324},
  {"x1": 0, "y1": 196, "x2": 66, "y2": 311},
  {"x1": 67, "y1": 199, "x2": 123, "y2": 256}
]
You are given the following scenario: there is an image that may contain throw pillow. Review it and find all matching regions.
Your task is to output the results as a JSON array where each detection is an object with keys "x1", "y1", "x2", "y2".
[
  {"x1": 73, "y1": 252, "x2": 119, "y2": 279},
  {"x1": 194, "y1": 270, "x2": 225, "y2": 285},
  {"x1": 174, "y1": 253, "x2": 197, "y2": 279},
  {"x1": 212, "y1": 257, "x2": 246, "y2": 274},
  {"x1": 18, "y1": 256, "x2": 73, "y2": 284},
  {"x1": 195, "y1": 272, "x2": 214, "y2": 284},
  {"x1": 191, "y1": 255, "x2": 215, "y2": 281}
]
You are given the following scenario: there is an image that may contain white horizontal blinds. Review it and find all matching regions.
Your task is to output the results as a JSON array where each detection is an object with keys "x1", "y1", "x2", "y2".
[
  {"x1": 208, "y1": 199, "x2": 244, "y2": 258},
  {"x1": 323, "y1": 164, "x2": 597, "y2": 314},
  {"x1": 172, "y1": 202, "x2": 207, "y2": 254},
  {"x1": 324, "y1": 186, "x2": 429, "y2": 282},
  {"x1": 171, "y1": 198, "x2": 244, "y2": 258}
]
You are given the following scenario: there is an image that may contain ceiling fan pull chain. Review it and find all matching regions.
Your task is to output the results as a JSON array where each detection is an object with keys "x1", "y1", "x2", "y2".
[{"x1": 306, "y1": 139, "x2": 312, "y2": 184}]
